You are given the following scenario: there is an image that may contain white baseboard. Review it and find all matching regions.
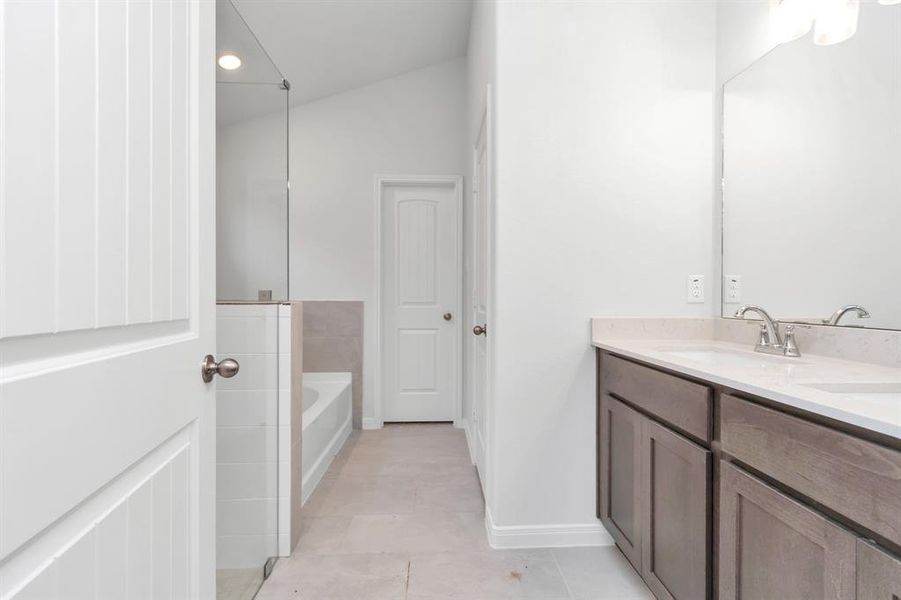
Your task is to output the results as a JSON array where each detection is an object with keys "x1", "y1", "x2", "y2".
[
  {"x1": 362, "y1": 417, "x2": 383, "y2": 430},
  {"x1": 455, "y1": 418, "x2": 477, "y2": 465},
  {"x1": 484, "y1": 508, "x2": 614, "y2": 549}
]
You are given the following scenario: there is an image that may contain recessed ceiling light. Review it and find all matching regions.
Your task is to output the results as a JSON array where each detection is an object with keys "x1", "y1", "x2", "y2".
[{"x1": 218, "y1": 53, "x2": 242, "y2": 71}]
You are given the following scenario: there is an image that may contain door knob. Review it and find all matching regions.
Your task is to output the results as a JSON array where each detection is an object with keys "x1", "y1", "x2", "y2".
[
  {"x1": 201, "y1": 355, "x2": 240, "y2": 383},
  {"x1": 473, "y1": 324, "x2": 487, "y2": 336},
  {"x1": 443, "y1": 313, "x2": 453, "y2": 321}
]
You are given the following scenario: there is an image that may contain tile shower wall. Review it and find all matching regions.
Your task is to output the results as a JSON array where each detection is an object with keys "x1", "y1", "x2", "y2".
[
  {"x1": 302, "y1": 301, "x2": 364, "y2": 428},
  {"x1": 216, "y1": 304, "x2": 292, "y2": 567}
]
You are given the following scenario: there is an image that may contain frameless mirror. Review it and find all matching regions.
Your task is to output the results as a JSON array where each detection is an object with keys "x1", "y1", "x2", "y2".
[{"x1": 722, "y1": 3, "x2": 901, "y2": 330}]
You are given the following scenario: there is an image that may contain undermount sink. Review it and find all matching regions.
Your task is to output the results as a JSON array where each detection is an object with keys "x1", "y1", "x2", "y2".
[
  {"x1": 658, "y1": 346, "x2": 809, "y2": 371},
  {"x1": 801, "y1": 382, "x2": 901, "y2": 404}
]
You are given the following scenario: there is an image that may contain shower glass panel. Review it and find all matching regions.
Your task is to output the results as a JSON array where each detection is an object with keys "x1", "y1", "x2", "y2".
[
  {"x1": 215, "y1": 1, "x2": 288, "y2": 599},
  {"x1": 217, "y1": 0, "x2": 289, "y2": 302}
]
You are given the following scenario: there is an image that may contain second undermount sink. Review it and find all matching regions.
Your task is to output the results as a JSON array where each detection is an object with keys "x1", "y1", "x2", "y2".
[
  {"x1": 658, "y1": 346, "x2": 809, "y2": 371},
  {"x1": 801, "y1": 382, "x2": 901, "y2": 404}
]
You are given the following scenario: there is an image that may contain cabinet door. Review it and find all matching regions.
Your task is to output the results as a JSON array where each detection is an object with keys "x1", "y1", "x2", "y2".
[
  {"x1": 857, "y1": 540, "x2": 901, "y2": 600},
  {"x1": 641, "y1": 418, "x2": 710, "y2": 600},
  {"x1": 599, "y1": 393, "x2": 643, "y2": 570},
  {"x1": 719, "y1": 461, "x2": 856, "y2": 600}
]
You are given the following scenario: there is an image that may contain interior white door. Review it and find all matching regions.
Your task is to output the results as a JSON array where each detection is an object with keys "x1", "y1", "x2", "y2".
[
  {"x1": 380, "y1": 179, "x2": 461, "y2": 423},
  {"x1": 471, "y1": 110, "x2": 490, "y2": 477},
  {"x1": 0, "y1": 1, "x2": 216, "y2": 598}
]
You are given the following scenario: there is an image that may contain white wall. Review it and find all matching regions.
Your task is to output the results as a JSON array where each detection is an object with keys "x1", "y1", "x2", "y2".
[
  {"x1": 487, "y1": 0, "x2": 717, "y2": 542},
  {"x1": 217, "y1": 60, "x2": 467, "y2": 422},
  {"x1": 290, "y1": 58, "x2": 466, "y2": 424},
  {"x1": 217, "y1": 102, "x2": 289, "y2": 301}
]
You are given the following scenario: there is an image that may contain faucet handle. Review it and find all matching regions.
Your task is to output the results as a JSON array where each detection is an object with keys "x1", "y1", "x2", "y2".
[
  {"x1": 755, "y1": 324, "x2": 771, "y2": 351},
  {"x1": 783, "y1": 324, "x2": 801, "y2": 357}
]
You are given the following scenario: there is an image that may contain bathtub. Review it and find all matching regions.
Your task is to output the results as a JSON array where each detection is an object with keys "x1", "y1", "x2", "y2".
[{"x1": 301, "y1": 372, "x2": 352, "y2": 505}]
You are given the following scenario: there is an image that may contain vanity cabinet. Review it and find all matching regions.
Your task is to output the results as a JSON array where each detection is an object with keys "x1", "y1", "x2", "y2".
[
  {"x1": 598, "y1": 354, "x2": 711, "y2": 599},
  {"x1": 857, "y1": 540, "x2": 901, "y2": 599},
  {"x1": 641, "y1": 419, "x2": 710, "y2": 600},
  {"x1": 598, "y1": 394, "x2": 643, "y2": 569},
  {"x1": 718, "y1": 460, "x2": 856, "y2": 600},
  {"x1": 596, "y1": 349, "x2": 901, "y2": 600}
]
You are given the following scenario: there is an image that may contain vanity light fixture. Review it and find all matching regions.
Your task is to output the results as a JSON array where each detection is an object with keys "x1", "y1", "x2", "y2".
[
  {"x1": 218, "y1": 52, "x2": 242, "y2": 71},
  {"x1": 813, "y1": 0, "x2": 859, "y2": 46},
  {"x1": 770, "y1": 0, "x2": 815, "y2": 44},
  {"x1": 770, "y1": 0, "x2": 885, "y2": 46}
]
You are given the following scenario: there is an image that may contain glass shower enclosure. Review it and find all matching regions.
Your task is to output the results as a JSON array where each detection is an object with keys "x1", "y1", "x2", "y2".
[{"x1": 215, "y1": 1, "x2": 289, "y2": 599}]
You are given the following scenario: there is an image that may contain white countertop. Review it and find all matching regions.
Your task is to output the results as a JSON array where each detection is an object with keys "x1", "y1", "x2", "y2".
[{"x1": 592, "y1": 336, "x2": 901, "y2": 439}]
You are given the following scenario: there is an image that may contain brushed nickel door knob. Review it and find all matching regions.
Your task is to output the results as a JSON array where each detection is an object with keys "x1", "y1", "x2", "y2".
[
  {"x1": 201, "y1": 355, "x2": 240, "y2": 383},
  {"x1": 473, "y1": 324, "x2": 487, "y2": 336}
]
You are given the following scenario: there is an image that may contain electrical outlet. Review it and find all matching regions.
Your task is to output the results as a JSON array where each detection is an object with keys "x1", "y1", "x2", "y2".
[
  {"x1": 724, "y1": 275, "x2": 742, "y2": 303},
  {"x1": 687, "y1": 274, "x2": 705, "y2": 303}
]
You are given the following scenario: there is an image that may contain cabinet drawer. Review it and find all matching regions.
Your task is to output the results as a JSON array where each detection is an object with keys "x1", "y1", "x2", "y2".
[
  {"x1": 602, "y1": 353, "x2": 711, "y2": 442},
  {"x1": 720, "y1": 393, "x2": 901, "y2": 545},
  {"x1": 857, "y1": 540, "x2": 901, "y2": 600}
]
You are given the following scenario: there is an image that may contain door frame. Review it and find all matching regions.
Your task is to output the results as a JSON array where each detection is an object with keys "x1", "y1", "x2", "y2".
[{"x1": 373, "y1": 174, "x2": 463, "y2": 428}]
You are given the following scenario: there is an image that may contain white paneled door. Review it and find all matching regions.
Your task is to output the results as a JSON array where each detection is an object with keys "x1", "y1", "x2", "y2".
[
  {"x1": 379, "y1": 178, "x2": 461, "y2": 423},
  {"x1": 0, "y1": 1, "x2": 216, "y2": 599},
  {"x1": 471, "y1": 107, "x2": 490, "y2": 481}
]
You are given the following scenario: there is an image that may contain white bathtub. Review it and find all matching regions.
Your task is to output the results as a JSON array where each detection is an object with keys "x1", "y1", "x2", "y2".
[{"x1": 301, "y1": 372, "x2": 352, "y2": 505}]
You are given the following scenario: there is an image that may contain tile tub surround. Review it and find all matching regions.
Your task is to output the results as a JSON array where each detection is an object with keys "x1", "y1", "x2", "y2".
[
  {"x1": 217, "y1": 302, "x2": 302, "y2": 566},
  {"x1": 590, "y1": 318, "x2": 901, "y2": 438},
  {"x1": 255, "y1": 424, "x2": 652, "y2": 600},
  {"x1": 302, "y1": 301, "x2": 364, "y2": 429}
]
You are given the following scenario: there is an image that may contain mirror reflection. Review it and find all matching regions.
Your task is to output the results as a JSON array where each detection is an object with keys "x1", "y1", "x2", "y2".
[{"x1": 722, "y1": 3, "x2": 901, "y2": 330}]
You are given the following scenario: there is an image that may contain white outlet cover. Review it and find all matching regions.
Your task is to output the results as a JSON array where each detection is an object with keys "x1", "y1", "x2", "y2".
[
  {"x1": 724, "y1": 275, "x2": 742, "y2": 303},
  {"x1": 687, "y1": 274, "x2": 705, "y2": 303}
]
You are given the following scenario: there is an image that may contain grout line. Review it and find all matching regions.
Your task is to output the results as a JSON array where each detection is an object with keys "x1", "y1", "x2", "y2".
[{"x1": 550, "y1": 547, "x2": 576, "y2": 600}]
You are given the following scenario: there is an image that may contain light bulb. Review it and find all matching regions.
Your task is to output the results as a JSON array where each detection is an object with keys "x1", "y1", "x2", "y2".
[
  {"x1": 813, "y1": 0, "x2": 860, "y2": 45},
  {"x1": 218, "y1": 53, "x2": 242, "y2": 71},
  {"x1": 770, "y1": 0, "x2": 815, "y2": 44}
]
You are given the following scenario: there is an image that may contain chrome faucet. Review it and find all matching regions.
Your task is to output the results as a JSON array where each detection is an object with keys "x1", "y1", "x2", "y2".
[
  {"x1": 824, "y1": 304, "x2": 871, "y2": 326},
  {"x1": 734, "y1": 305, "x2": 801, "y2": 357}
]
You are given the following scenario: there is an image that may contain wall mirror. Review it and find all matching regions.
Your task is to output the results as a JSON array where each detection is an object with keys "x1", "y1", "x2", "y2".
[{"x1": 722, "y1": 3, "x2": 900, "y2": 330}]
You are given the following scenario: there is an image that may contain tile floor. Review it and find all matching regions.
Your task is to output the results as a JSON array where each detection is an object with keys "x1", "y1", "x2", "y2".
[
  {"x1": 255, "y1": 424, "x2": 652, "y2": 600},
  {"x1": 218, "y1": 567, "x2": 264, "y2": 600}
]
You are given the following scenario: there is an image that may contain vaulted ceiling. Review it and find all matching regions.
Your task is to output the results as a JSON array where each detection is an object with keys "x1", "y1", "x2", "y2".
[{"x1": 230, "y1": 0, "x2": 473, "y2": 106}]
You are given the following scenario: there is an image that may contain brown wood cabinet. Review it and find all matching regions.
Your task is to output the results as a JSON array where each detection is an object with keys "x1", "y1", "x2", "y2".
[
  {"x1": 596, "y1": 348, "x2": 901, "y2": 600},
  {"x1": 598, "y1": 393, "x2": 643, "y2": 570},
  {"x1": 857, "y1": 539, "x2": 901, "y2": 600},
  {"x1": 719, "y1": 460, "x2": 857, "y2": 600},
  {"x1": 641, "y1": 419, "x2": 710, "y2": 600},
  {"x1": 598, "y1": 357, "x2": 711, "y2": 599}
]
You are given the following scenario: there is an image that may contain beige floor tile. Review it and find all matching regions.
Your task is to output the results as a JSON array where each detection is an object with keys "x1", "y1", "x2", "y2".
[
  {"x1": 217, "y1": 568, "x2": 262, "y2": 600},
  {"x1": 293, "y1": 516, "x2": 353, "y2": 555},
  {"x1": 303, "y1": 476, "x2": 417, "y2": 517},
  {"x1": 407, "y1": 550, "x2": 570, "y2": 599},
  {"x1": 254, "y1": 553, "x2": 409, "y2": 600},
  {"x1": 257, "y1": 424, "x2": 650, "y2": 600},
  {"x1": 340, "y1": 512, "x2": 490, "y2": 554},
  {"x1": 414, "y1": 480, "x2": 485, "y2": 514},
  {"x1": 552, "y1": 546, "x2": 653, "y2": 600}
]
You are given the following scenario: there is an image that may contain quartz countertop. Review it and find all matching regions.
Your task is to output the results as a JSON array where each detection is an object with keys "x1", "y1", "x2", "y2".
[{"x1": 591, "y1": 321, "x2": 901, "y2": 440}]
